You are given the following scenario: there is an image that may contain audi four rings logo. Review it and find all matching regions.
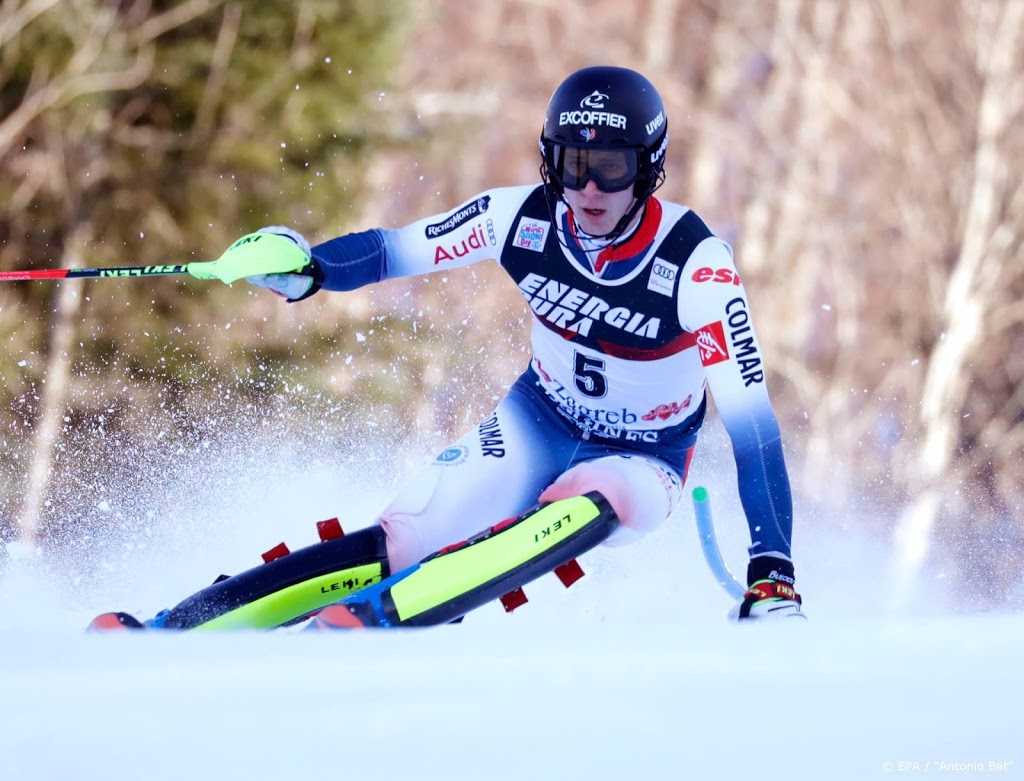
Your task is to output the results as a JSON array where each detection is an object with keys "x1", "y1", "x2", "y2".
[
  {"x1": 580, "y1": 91, "x2": 608, "y2": 109},
  {"x1": 653, "y1": 263, "x2": 676, "y2": 280}
]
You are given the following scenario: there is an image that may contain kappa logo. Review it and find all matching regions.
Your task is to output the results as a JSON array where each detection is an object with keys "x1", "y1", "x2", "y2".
[
  {"x1": 514, "y1": 217, "x2": 550, "y2": 252},
  {"x1": 695, "y1": 321, "x2": 730, "y2": 366},
  {"x1": 580, "y1": 90, "x2": 608, "y2": 109},
  {"x1": 648, "y1": 257, "x2": 678, "y2": 297}
]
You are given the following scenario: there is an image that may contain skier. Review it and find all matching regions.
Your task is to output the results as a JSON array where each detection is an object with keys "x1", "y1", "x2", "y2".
[{"x1": 222, "y1": 65, "x2": 803, "y2": 625}]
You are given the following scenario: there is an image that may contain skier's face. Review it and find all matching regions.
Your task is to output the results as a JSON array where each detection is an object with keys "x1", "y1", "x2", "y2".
[{"x1": 563, "y1": 179, "x2": 637, "y2": 236}]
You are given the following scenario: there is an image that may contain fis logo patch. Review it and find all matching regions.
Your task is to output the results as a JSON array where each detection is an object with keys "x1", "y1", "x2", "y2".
[
  {"x1": 648, "y1": 257, "x2": 678, "y2": 297},
  {"x1": 514, "y1": 217, "x2": 549, "y2": 252},
  {"x1": 695, "y1": 321, "x2": 730, "y2": 366},
  {"x1": 434, "y1": 446, "x2": 468, "y2": 467}
]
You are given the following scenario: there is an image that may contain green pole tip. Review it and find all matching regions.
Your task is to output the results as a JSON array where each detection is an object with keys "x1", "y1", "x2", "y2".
[{"x1": 692, "y1": 486, "x2": 708, "y2": 502}]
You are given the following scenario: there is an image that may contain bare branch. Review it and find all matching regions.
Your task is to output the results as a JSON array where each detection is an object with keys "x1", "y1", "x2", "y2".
[
  {"x1": 0, "y1": 0, "x2": 61, "y2": 48},
  {"x1": 192, "y1": 2, "x2": 241, "y2": 139},
  {"x1": 133, "y1": 0, "x2": 223, "y2": 45}
]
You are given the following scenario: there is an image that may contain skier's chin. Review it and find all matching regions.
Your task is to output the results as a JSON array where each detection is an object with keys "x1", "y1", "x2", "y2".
[{"x1": 574, "y1": 208, "x2": 616, "y2": 236}]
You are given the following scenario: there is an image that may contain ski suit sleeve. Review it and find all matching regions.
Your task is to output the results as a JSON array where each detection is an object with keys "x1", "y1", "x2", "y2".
[
  {"x1": 311, "y1": 229, "x2": 388, "y2": 291},
  {"x1": 679, "y1": 238, "x2": 794, "y2": 559},
  {"x1": 310, "y1": 188, "x2": 532, "y2": 291}
]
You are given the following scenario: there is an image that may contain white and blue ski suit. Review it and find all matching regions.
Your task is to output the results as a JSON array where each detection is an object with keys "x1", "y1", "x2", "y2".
[{"x1": 312, "y1": 185, "x2": 793, "y2": 571}]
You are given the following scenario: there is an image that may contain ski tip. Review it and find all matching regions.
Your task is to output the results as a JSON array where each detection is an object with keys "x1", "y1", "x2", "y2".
[
  {"x1": 87, "y1": 612, "x2": 145, "y2": 632},
  {"x1": 306, "y1": 604, "x2": 368, "y2": 631}
]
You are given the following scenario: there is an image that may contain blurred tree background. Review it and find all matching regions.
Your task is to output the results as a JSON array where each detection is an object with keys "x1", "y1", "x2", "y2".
[{"x1": 1, "y1": 0, "x2": 1022, "y2": 607}]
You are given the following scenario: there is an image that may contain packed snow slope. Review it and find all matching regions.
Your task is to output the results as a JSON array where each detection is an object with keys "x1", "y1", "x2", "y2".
[
  {"x1": 0, "y1": 424, "x2": 1019, "y2": 781},
  {"x1": 1, "y1": 613, "x2": 1019, "y2": 781}
]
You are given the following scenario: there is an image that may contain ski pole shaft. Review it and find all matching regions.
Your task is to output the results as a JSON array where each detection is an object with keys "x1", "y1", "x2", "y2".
[
  {"x1": 1, "y1": 233, "x2": 310, "y2": 285},
  {"x1": 0, "y1": 264, "x2": 192, "y2": 282},
  {"x1": 692, "y1": 486, "x2": 747, "y2": 600}
]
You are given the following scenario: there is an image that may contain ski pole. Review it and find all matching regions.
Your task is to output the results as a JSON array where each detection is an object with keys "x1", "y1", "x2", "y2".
[
  {"x1": 691, "y1": 486, "x2": 747, "y2": 599},
  {"x1": 0, "y1": 231, "x2": 311, "y2": 285},
  {"x1": 0, "y1": 265, "x2": 192, "y2": 282}
]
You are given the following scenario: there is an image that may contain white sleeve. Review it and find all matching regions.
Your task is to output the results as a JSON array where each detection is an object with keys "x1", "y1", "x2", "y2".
[
  {"x1": 679, "y1": 238, "x2": 773, "y2": 424},
  {"x1": 680, "y1": 238, "x2": 794, "y2": 556},
  {"x1": 380, "y1": 186, "x2": 537, "y2": 280}
]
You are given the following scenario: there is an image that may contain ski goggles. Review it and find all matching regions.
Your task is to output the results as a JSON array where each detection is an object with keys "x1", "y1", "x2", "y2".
[{"x1": 548, "y1": 145, "x2": 640, "y2": 193}]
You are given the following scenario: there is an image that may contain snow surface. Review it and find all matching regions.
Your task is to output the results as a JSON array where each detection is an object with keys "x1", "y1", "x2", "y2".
[{"x1": 0, "y1": 425, "x2": 1020, "y2": 781}]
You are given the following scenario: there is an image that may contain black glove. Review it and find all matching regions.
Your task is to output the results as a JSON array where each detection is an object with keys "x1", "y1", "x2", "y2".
[{"x1": 729, "y1": 554, "x2": 805, "y2": 621}]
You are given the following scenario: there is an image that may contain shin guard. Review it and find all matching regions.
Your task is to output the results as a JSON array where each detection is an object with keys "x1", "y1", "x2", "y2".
[
  {"x1": 157, "y1": 525, "x2": 390, "y2": 630},
  {"x1": 325, "y1": 492, "x2": 618, "y2": 628}
]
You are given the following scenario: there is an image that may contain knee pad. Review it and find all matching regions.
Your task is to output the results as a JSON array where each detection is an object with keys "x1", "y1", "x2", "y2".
[
  {"x1": 539, "y1": 455, "x2": 682, "y2": 538},
  {"x1": 378, "y1": 462, "x2": 445, "y2": 570}
]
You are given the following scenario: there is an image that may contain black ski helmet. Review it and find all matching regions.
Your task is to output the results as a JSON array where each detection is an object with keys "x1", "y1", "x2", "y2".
[{"x1": 540, "y1": 66, "x2": 668, "y2": 206}]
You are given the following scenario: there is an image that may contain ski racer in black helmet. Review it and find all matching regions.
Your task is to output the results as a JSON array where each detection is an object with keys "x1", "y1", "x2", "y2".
[
  {"x1": 540, "y1": 66, "x2": 669, "y2": 244},
  {"x1": 161, "y1": 65, "x2": 805, "y2": 631}
]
